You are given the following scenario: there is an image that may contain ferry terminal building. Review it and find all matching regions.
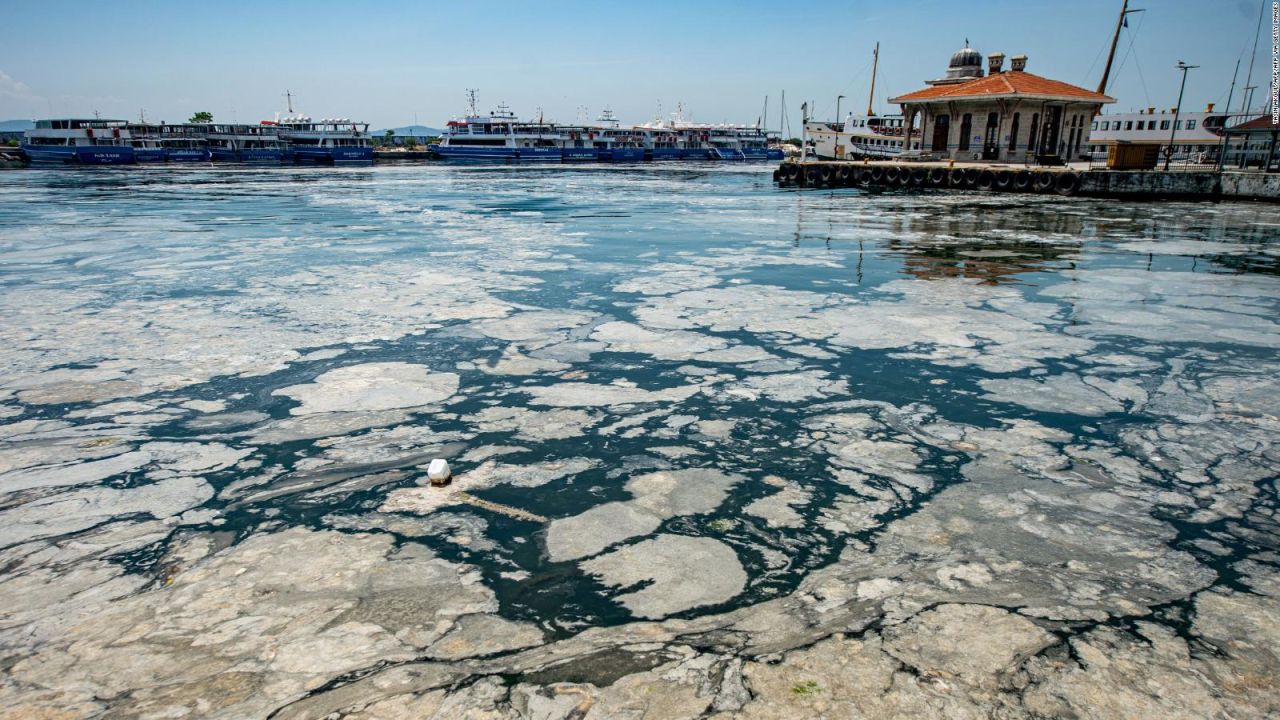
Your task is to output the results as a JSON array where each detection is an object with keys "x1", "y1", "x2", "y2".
[{"x1": 889, "y1": 46, "x2": 1114, "y2": 164}]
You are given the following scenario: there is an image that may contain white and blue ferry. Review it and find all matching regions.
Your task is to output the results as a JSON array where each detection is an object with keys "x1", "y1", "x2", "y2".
[
  {"x1": 432, "y1": 97, "x2": 565, "y2": 161},
  {"x1": 200, "y1": 123, "x2": 287, "y2": 163},
  {"x1": 22, "y1": 119, "x2": 135, "y2": 165},
  {"x1": 128, "y1": 124, "x2": 210, "y2": 163},
  {"x1": 640, "y1": 127, "x2": 682, "y2": 160},
  {"x1": 431, "y1": 92, "x2": 787, "y2": 164},
  {"x1": 276, "y1": 116, "x2": 373, "y2": 164}
]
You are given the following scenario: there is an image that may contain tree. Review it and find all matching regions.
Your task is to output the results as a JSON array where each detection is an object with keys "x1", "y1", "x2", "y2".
[{"x1": 189, "y1": 111, "x2": 213, "y2": 124}]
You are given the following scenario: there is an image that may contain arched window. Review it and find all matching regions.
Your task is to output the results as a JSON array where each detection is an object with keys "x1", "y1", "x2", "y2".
[
  {"x1": 958, "y1": 114, "x2": 973, "y2": 151},
  {"x1": 1009, "y1": 113, "x2": 1021, "y2": 152},
  {"x1": 931, "y1": 114, "x2": 950, "y2": 152}
]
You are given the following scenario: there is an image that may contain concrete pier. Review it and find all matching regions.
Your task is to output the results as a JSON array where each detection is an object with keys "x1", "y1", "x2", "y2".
[{"x1": 773, "y1": 160, "x2": 1280, "y2": 202}]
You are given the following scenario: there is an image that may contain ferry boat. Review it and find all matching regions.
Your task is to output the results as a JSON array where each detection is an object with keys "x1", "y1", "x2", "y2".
[
  {"x1": 708, "y1": 127, "x2": 747, "y2": 160},
  {"x1": 128, "y1": 124, "x2": 210, "y2": 163},
  {"x1": 640, "y1": 127, "x2": 682, "y2": 160},
  {"x1": 804, "y1": 43, "x2": 921, "y2": 160},
  {"x1": 22, "y1": 119, "x2": 135, "y2": 165},
  {"x1": 806, "y1": 114, "x2": 915, "y2": 160},
  {"x1": 594, "y1": 110, "x2": 645, "y2": 162},
  {"x1": 559, "y1": 126, "x2": 601, "y2": 161},
  {"x1": 737, "y1": 127, "x2": 785, "y2": 160},
  {"x1": 1086, "y1": 105, "x2": 1233, "y2": 163},
  {"x1": 432, "y1": 97, "x2": 555, "y2": 161},
  {"x1": 275, "y1": 116, "x2": 373, "y2": 164},
  {"x1": 200, "y1": 123, "x2": 287, "y2": 163},
  {"x1": 431, "y1": 91, "x2": 788, "y2": 163}
]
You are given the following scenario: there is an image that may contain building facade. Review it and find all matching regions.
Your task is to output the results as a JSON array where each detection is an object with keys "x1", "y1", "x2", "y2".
[{"x1": 889, "y1": 47, "x2": 1114, "y2": 164}]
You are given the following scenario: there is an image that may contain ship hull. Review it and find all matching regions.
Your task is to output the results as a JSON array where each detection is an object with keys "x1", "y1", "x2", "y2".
[
  {"x1": 22, "y1": 145, "x2": 135, "y2": 165},
  {"x1": 430, "y1": 145, "x2": 519, "y2": 161},
  {"x1": 166, "y1": 149, "x2": 211, "y2": 162},
  {"x1": 292, "y1": 147, "x2": 373, "y2": 164},
  {"x1": 561, "y1": 148, "x2": 600, "y2": 161},
  {"x1": 604, "y1": 147, "x2": 645, "y2": 162},
  {"x1": 516, "y1": 147, "x2": 561, "y2": 161}
]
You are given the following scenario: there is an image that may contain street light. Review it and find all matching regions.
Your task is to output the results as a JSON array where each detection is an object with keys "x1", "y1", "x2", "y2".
[{"x1": 1165, "y1": 61, "x2": 1199, "y2": 171}]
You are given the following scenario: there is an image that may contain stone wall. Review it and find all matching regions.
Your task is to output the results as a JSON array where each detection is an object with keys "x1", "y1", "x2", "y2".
[{"x1": 1079, "y1": 170, "x2": 1280, "y2": 202}]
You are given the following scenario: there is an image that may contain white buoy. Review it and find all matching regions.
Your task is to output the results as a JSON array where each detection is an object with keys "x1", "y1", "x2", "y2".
[{"x1": 427, "y1": 458, "x2": 452, "y2": 486}]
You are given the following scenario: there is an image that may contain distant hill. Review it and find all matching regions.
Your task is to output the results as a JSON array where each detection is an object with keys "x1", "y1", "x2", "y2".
[
  {"x1": 0, "y1": 119, "x2": 34, "y2": 132},
  {"x1": 375, "y1": 125, "x2": 443, "y2": 137}
]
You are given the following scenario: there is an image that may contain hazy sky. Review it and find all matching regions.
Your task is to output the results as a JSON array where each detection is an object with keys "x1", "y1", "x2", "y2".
[{"x1": 0, "y1": 0, "x2": 1273, "y2": 130}]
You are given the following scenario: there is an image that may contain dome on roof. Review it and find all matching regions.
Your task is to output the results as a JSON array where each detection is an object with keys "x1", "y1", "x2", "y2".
[
  {"x1": 949, "y1": 46, "x2": 983, "y2": 68},
  {"x1": 942, "y1": 44, "x2": 985, "y2": 81}
]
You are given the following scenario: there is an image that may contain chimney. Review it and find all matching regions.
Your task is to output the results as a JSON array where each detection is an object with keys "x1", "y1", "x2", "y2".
[
  {"x1": 988, "y1": 52, "x2": 1006, "y2": 74},
  {"x1": 1010, "y1": 54, "x2": 1027, "y2": 72},
  {"x1": 1148, "y1": 107, "x2": 1155, "y2": 115},
  {"x1": 1206, "y1": 102, "x2": 1215, "y2": 112}
]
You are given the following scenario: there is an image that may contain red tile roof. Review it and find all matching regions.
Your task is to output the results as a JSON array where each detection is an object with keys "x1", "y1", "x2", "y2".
[
  {"x1": 1231, "y1": 114, "x2": 1280, "y2": 132},
  {"x1": 890, "y1": 71, "x2": 1115, "y2": 104}
]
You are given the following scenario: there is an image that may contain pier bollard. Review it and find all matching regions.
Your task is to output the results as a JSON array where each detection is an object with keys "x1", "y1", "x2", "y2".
[{"x1": 427, "y1": 458, "x2": 452, "y2": 486}]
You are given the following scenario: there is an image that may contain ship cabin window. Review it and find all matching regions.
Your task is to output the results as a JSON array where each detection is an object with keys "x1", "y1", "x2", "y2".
[
  {"x1": 450, "y1": 138, "x2": 506, "y2": 146},
  {"x1": 1158, "y1": 120, "x2": 1168, "y2": 130},
  {"x1": 1187, "y1": 119, "x2": 1196, "y2": 130},
  {"x1": 1125, "y1": 121, "x2": 1133, "y2": 130},
  {"x1": 1099, "y1": 121, "x2": 1108, "y2": 131},
  {"x1": 1175, "y1": 120, "x2": 1182, "y2": 130}
]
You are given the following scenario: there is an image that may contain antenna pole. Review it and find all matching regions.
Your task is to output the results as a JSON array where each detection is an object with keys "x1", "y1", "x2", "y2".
[
  {"x1": 286, "y1": 90, "x2": 293, "y2": 114},
  {"x1": 1217, "y1": 57, "x2": 1241, "y2": 170},
  {"x1": 1240, "y1": 0, "x2": 1266, "y2": 113},
  {"x1": 1098, "y1": 0, "x2": 1144, "y2": 95},
  {"x1": 867, "y1": 42, "x2": 880, "y2": 117}
]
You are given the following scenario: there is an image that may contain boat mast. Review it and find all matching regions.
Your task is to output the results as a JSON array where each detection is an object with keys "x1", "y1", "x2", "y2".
[
  {"x1": 286, "y1": 91, "x2": 294, "y2": 114},
  {"x1": 1097, "y1": 0, "x2": 1143, "y2": 95},
  {"x1": 866, "y1": 42, "x2": 879, "y2": 117}
]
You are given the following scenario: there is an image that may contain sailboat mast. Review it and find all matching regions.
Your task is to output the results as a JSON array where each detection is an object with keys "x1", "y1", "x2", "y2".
[
  {"x1": 866, "y1": 42, "x2": 879, "y2": 117},
  {"x1": 1098, "y1": 0, "x2": 1129, "y2": 95}
]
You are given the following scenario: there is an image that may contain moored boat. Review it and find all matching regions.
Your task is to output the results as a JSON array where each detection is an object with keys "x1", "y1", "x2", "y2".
[
  {"x1": 22, "y1": 119, "x2": 135, "y2": 165},
  {"x1": 277, "y1": 116, "x2": 373, "y2": 164},
  {"x1": 201, "y1": 123, "x2": 287, "y2": 163}
]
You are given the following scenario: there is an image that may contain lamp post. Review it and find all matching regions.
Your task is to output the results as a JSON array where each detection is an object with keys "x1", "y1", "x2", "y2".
[
  {"x1": 1165, "y1": 61, "x2": 1198, "y2": 171},
  {"x1": 835, "y1": 95, "x2": 846, "y2": 159}
]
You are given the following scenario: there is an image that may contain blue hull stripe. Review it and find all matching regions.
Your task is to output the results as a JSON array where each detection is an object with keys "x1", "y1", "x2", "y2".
[{"x1": 23, "y1": 145, "x2": 136, "y2": 165}]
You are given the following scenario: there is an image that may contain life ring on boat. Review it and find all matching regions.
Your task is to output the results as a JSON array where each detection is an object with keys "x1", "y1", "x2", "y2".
[
  {"x1": 976, "y1": 170, "x2": 996, "y2": 190},
  {"x1": 910, "y1": 168, "x2": 927, "y2": 186},
  {"x1": 1013, "y1": 170, "x2": 1033, "y2": 192},
  {"x1": 805, "y1": 165, "x2": 822, "y2": 186},
  {"x1": 870, "y1": 167, "x2": 886, "y2": 184},
  {"x1": 963, "y1": 168, "x2": 981, "y2": 187},
  {"x1": 858, "y1": 169, "x2": 874, "y2": 186},
  {"x1": 1034, "y1": 171, "x2": 1056, "y2": 192},
  {"x1": 948, "y1": 168, "x2": 966, "y2": 187},
  {"x1": 837, "y1": 166, "x2": 853, "y2": 185},
  {"x1": 994, "y1": 170, "x2": 1014, "y2": 190},
  {"x1": 1055, "y1": 172, "x2": 1080, "y2": 196},
  {"x1": 928, "y1": 168, "x2": 948, "y2": 186},
  {"x1": 884, "y1": 166, "x2": 901, "y2": 184}
]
